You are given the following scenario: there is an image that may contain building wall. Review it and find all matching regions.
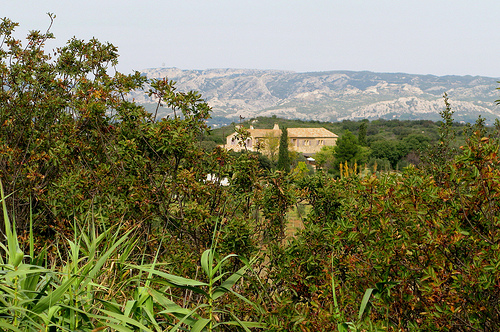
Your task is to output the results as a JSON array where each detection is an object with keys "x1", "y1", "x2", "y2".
[
  {"x1": 290, "y1": 137, "x2": 337, "y2": 154},
  {"x1": 225, "y1": 128, "x2": 337, "y2": 155},
  {"x1": 226, "y1": 133, "x2": 245, "y2": 152}
]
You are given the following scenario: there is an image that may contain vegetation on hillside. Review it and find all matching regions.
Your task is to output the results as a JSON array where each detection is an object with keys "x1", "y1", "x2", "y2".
[
  {"x1": 2, "y1": 15, "x2": 500, "y2": 331},
  {"x1": 207, "y1": 115, "x2": 474, "y2": 174}
]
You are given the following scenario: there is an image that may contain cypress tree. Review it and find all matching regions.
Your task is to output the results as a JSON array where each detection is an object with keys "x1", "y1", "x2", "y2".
[
  {"x1": 277, "y1": 126, "x2": 290, "y2": 172},
  {"x1": 358, "y1": 121, "x2": 367, "y2": 146}
]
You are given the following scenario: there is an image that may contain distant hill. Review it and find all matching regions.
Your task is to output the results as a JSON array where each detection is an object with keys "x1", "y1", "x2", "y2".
[{"x1": 130, "y1": 68, "x2": 500, "y2": 125}]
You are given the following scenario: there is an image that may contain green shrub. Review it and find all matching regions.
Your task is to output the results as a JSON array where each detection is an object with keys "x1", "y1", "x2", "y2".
[{"x1": 268, "y1": 116, "x2": 500, "y2": 331}]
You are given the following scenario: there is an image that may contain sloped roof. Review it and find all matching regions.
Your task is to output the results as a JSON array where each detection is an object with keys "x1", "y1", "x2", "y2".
[
  {"x1": 248, "y1": 129, "x2": 281, "y2": 138},
  {"x1": 231, "y1": 126, "x2": 338, "y2": 139},
  {"x1": 287, "y1": 127, "x2": 338, "y2": 138}
]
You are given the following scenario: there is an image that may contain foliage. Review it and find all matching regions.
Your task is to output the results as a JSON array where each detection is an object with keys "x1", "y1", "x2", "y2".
[
  {"x1": 0, "y1": 16, "x2": 263, "y2": 263},
  {"x1": 277, "y1": 126, "x2": 291, "y2": 173},
  {"x1": 261, "y1": 171, "x2": 295, "y2": 243},
  {"x1": 315, "y1": 146, "x2": 336, "y2": 171},
  {"x1": 358, "y1": 121, "x2": 367, "y2": 146},
  {"x1": 291, "y1": 161, "x2": 313, "y2": 181},
  {"x1": 334, "y1": 130, "x2": 360, "y2": 163},
  {"x1": 420, "y1": 93, "x2": 460, "y2": 183},
  {"x1": 212, "y1": 116, "x2": 469, "y2": 171},
  {"x1": 0, "y1": 15, "x2": 144, "y2": 237},
  {"x1": 7, "y1": 14, "x2": 500, "y2": 332},
  {"x1": 313, "y1": 130, "x2": 367, "y2": 175},
  {"x1": 263, "y1": 131, "x2": 280, "y2": 163},
  {"x1": 265, "y1": 108, "x2": 500, "y2": 331},
  {"x1": 333, "y1": 130, "x2": 361, "y2": 170},
  {"x1": 0, "y1": 179, "x2": 264, "y2": 331},
  {"x1": 132, "y1": 221, "x2": 265, "y2": 332},
  {"x1": 0, "y1": 179, "x2": 147, "y2": 331},
  {"x1": 370, "y1": 140, "x2": 406, "y2": 169}
]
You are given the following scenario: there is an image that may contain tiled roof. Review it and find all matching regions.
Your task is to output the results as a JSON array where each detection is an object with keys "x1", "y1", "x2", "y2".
[
  {"x1": 287, "y1": 127, "x2": 338, "y2": 138},
  {"x1": 234, "y1": 126, "x2": 338, "y2": 139},
  {"x1": 248, "y1": 129, "x2": 281, "y2": 138}
]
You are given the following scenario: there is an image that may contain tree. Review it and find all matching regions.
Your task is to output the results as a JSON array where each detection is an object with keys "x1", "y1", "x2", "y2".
[
  {"x1": 315, "y1": 145, "x2": 336, "y2": 172},
  {"x1": 358, "y1": 121, "x2": 368, "y2": 146},
  {"x1": 277, "y1": 126, "x2": 291, "y2": 172},
  {"x1": 0, "y1": 16, "x2": 260, "y2": 258},
  {"x1": 0, "y1": 15, "x2": 148, "y2": 237},
  {"x1": 0, "y1": 15, "x2": 269, "y2": 331},
  {"x1": 334, "y1": 130, "x2": 361, "y2": 168},
  {"x1": 402, "y1": 133, "x2": 431, "y2": 153},
  {"x1": 263, "y1": 131, "x2": 280, "y2": 162},
  {"x1": 370, "y1": 140, "x2": 406, "y2": 169}
]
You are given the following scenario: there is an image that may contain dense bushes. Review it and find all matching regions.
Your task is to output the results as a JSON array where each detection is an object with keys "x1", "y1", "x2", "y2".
[
  {"x1": 0, "y1": 16, "x2": 262, "y2": 259},
  {"x1": 3, "y1": 15, "x2": 500, "y2": 332},
  {"x1": 267, "y1": 118, "x2": 500, "y2": 331}
]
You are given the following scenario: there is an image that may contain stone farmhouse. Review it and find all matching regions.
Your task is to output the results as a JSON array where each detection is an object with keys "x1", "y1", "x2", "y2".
[{"x1": 225, "y1": 124, "x2": 338, "y2": 157}]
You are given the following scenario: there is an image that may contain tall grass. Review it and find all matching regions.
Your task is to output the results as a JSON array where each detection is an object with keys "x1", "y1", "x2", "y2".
[
  {"x1": 131, "y1": 220, "x2": 265, "y2": 331},
  {"x1": 0, "y1": 180, "x2": 150, "y2": 331},
  {"x1": 0, "y1": 181, "x2": 263, "y2": 331}
]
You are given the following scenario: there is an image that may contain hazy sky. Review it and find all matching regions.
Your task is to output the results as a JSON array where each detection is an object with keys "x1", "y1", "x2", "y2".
[{"x1": 2, "y1": 1, "x2": 500, "y2": 77}]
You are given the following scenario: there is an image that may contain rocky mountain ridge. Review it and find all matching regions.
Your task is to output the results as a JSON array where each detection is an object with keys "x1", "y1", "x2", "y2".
[{"x1": 130, "y1": 68, "x2": 500, "y2": 125}]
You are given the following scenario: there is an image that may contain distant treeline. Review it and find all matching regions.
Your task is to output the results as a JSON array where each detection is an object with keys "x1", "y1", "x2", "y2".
[
  {"x1": 203, "y1": 116, "x2": 475, "y2": 172},
  {"x1": 207, "y1": 116, "x2": 469, "y2": 144}
]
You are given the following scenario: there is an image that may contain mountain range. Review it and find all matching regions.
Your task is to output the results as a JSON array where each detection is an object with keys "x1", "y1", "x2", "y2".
[{"x1": 130, "y1": 68, "x2": 500, "y2": 126}]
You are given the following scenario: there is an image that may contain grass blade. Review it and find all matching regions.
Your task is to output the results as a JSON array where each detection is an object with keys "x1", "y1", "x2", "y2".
[{"x1": 358, "y1": 288, "x2": 374, "y2": 321}]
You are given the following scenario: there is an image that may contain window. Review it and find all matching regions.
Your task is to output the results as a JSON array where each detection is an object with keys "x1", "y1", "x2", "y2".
[
  {"x1": 318, "y1": 140, "x2": 324, "y2": 145},
  {"x1": 304, "y1": 139, "x2": 310, "y2": 146}
]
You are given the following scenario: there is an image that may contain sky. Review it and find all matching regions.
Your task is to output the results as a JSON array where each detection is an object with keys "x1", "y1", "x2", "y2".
[{"x1": 2, "y1": 1, "x2": 500, "y2": 77}]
